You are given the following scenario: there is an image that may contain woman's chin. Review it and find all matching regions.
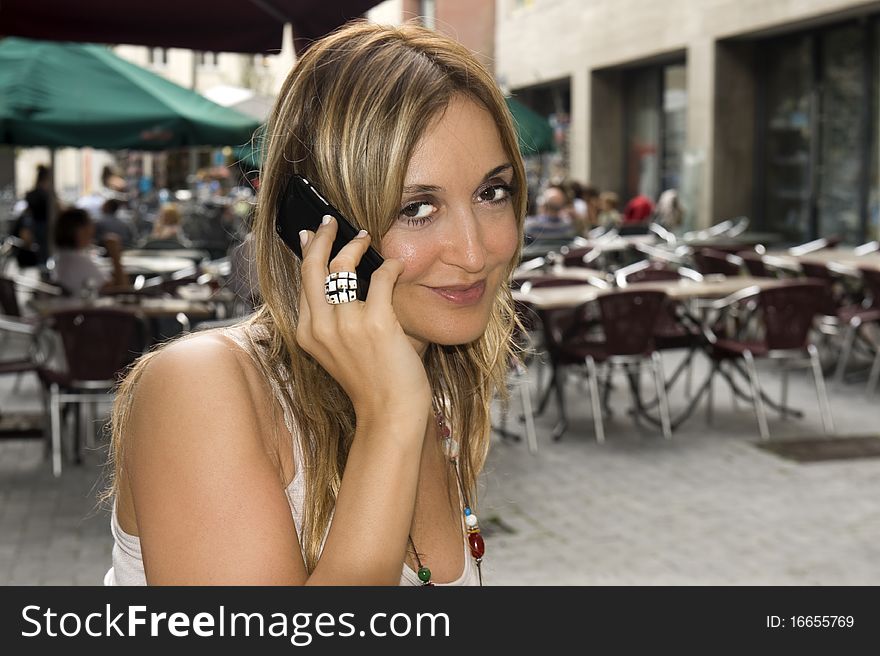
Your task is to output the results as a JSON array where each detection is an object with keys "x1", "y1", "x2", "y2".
[{"x1": 407, "y1": 321, "x2": 489, "y2": 350}]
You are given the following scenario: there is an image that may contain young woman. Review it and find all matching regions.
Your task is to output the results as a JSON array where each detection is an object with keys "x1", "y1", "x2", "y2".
[{"x1": 102, "y1": 21, "x2": 526, "y2": 586}]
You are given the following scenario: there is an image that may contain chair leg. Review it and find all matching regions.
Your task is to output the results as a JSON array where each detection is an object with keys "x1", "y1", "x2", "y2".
[
  {"x1": 551, "y1": 364, "x2": 569, "y2": 441},
  {"x1": 867, "y1": 345, "x2": 880, "y2": 396},
  {"x1": 706, "y1": 365, "x2": 714, "y2": 425},
  {"x1": 651, "y1": 351, "x2": 672, "y2": 440},
  {"x1": 728, "y1": 361, "x2": 738, "y2": 411},
  {"x1": 809, "y1": 344, "x2": 835, "y2": 436},
  {"x1": 779, "y1": 365, "x2": 789, "y2": 420},
  {"x1": 49, "y1": 384, "x2": 62, "y2": 477},
  {"x1": 743, "y1": 351, "x2": 770, "y2": 440},
  {"x1": 518, "y1": 367, "x2": 538, "y2": 455},
  {"x1": 833, "y1": 320, "x2": 858, "y2": 385},
  {"x1": 685, "y1": 351, "x2": 694, "y2": 399},
  {"x1": 89, "y1": 400, "x2": 99, "y2": 449},
  {"x1": 586, "y1": 356, "x2": 605, "y2": 444}
]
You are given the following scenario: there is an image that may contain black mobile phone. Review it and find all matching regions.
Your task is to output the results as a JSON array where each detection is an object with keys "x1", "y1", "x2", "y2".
[{"x1": 275, "y1": 174, "x2": 384, "y2": 299}]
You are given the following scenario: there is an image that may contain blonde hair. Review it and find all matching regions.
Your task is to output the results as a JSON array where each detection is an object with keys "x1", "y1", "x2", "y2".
[
  {"x1": 103, "y1": 21, "x2": 527, "y2": 574},
  {"x1": 153, "y1": 203, "x2": 182, "y2": 239}
]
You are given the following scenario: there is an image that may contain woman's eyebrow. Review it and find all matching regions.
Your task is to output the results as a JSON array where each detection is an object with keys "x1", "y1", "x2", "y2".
[{"x1": 402, "y1": 163, "x2": 513, "y2": 195}]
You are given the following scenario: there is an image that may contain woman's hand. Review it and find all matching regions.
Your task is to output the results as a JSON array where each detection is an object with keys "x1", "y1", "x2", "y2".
[{"x1": 295, "y1": 215, "x2": 431, "y2": 424}]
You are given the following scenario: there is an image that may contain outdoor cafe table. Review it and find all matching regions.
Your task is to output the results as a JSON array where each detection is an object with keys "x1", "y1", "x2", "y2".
[
  {"x1": 95, "y1": 254, "x2": 196, "y2": 277},
  {"x1": 763, "y1": 248, "x2": 880, "y2": 274},
  {"x1": 121, "y1": 254, "x2": 195, "y2": 275},
  {"x1": 520, "y1": 234, "x2": 656, "y2": 261},
  {"x1": 512, "y1": 274, "x2": 789, "y2": 311},
  {"x1": 30, "y1": 295, "x2": 217, "y2": 320},
  {"x1": 513, "y1": 275, "x2": 795, "y2": 431},
  {"x1": 513, "y1": 265, "x2": 607, "y2": 284}
]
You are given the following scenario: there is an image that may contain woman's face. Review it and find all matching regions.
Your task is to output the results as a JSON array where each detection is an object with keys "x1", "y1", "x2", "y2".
[{"x1": 380, "y1": 95, "x2": 520, "y2": 355}]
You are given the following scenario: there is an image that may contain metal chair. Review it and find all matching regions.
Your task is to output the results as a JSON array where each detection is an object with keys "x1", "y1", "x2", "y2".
[
  {"x1": 515, "y1": 276, "x2": 598, "y2": 427},
  {"x1": 706, "y1": 282, "x2": 834, "y2": 440},
  {"x1": 858, "y1": 269, "x2": 880, "y2": 396},
  {"x1": 737, "y1": 250, "x2": 775, "y2": 278},
  {"x1": 492, "y1": 299, "x2": 540, "y2": 454},
  {"x1": 693, "y1": 248, "x2": 743, "y2": 277},
  {"x1": 616, "y1": 261, "x2": 703, "y2": 398},
  {"x1": 37, "y1": 307, "x2": 148, "y2": 476},
  {"x1": 560, "y1": 245, "x2": 602, "y2": 269},
  {"x1": 548, "y1": 290, "x2": 672, "y2": 442},
  {"x1": 788, "y1": 236, "x2": 841, "y2": 257}
]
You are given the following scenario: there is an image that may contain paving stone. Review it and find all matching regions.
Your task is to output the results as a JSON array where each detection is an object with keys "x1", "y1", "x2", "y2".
[{"x1": 2, "y1": 352, "x2": 880, "y2": 585}]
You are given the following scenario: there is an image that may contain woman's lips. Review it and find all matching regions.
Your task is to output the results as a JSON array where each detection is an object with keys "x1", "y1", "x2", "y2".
[{"x1": 428, "y1": 280, "x2": 486, "y2": 305}]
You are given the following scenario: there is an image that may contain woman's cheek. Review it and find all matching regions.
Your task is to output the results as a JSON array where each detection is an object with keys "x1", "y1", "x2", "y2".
[{"x1": 491, "y1": 214, "x2": 520, "y2": 263}]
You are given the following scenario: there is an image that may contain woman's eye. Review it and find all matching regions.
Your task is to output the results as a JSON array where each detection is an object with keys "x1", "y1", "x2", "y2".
[
  {"x1": 399, "y1": 201, "x2": 436, "y2": 223},
  {"x1": 479, "y1": 184, "x2": 512, "y2": 203}
]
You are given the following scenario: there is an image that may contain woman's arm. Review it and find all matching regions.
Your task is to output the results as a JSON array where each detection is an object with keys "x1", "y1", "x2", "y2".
[
  {"x1": 126, "y1": 332, "x2": 429, "y2": 585},
  {"x1": 99, "y1": 233, "x2": 130, "y2": 292}
]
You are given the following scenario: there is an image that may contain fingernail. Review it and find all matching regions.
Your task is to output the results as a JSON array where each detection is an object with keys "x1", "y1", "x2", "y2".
[
  {"x1": 298, "y1": 230, "x2": 308, "y2": 247},
  {"x1": 322, "y1": 215, "x2": 333, "y2": 226},
  {"x1": 356, "y1": 229, "x2": 368, "y2": 238}
]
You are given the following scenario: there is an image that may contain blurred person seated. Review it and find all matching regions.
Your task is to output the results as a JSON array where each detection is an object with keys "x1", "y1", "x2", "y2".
[
  {"x1": 622, "y1": 194, "x2": 655, "y2": 225},
  {"x1": 524, "y1": 185, "x2": 577, "y2": 241},
  {"x1": 655, "y1": 188, "x2": 683, "y2": 230},
  {"x1": 95, "y1": 198, "x2": 137, "y2": 249},
  {"x1": 139, "y1": 203, "x2": 192, "y2": 250},
  {"x1": 76, "y1": 165, "x2": 129, "y2": 219},
  {"x1": 559, "y1": 179, "x2": 599, "y2": 236},
  {"x1": 102, "y1": 164, "x2": 128, "y2": 193},
  {"x1": 52, "y1": 208, "x2": 129, "y2": 297},
  {"x1": 597, "y1": 191, "x2": 622, "y2": 228}
]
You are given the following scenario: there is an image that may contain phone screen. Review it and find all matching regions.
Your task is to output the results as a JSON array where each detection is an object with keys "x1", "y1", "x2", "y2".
[{"x1": 275, "y1": 174, "x2": 384, "y2": 299}]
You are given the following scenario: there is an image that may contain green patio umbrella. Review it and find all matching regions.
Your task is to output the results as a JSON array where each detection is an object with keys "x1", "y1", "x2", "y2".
[
  {"x1": 505, "y1": 96, "x2": 555, "y2": 155},
  {"x1": 0, "y1": 37, "x2": 260, "y2": 149}
]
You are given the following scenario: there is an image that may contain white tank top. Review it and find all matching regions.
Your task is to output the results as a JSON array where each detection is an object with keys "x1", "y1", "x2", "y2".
[{"x1": 104, "y1": 323, "x2": 480, "y2": 586}]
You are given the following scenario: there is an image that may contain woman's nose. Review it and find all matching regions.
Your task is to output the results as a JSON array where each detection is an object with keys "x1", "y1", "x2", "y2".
[{"x1": 441, "y1": 207, "x2": 486, "y2": 273}]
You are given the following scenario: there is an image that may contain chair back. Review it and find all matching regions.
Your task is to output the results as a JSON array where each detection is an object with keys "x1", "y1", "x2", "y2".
[
  {"x1": 0, "y1": 276, "x2": 21, "y2": 317},
  {"x1": 759, "y1": 282, "x2": 824, "y2": 351},
  {"x1": 619, "y1": 261, "x2": 681, "y2": 285},
  {"x1": 798, "y1": 261, "x2": 834, "y2": 282},
  {"x1": 561, "y1": 247, "x2": 595, "y2": 268},
  {"x1": 48, "y1": 308, "x2": 146, "y2": 382},
  {"x1": 694, "y1": 248, "x2": 741, "y2": 277},
  {"x1": 738, "y1": 251, "x2": 772, "y2": 278},
  {"x1": 860, "y1": 268, "x2": 880, "y2": 307},
  {"x1": 518, "y1": 277, "x2": 590, "y2": 291},
  {"x1": 594, "y1": 290, "x2": 667, "y2": 356}
]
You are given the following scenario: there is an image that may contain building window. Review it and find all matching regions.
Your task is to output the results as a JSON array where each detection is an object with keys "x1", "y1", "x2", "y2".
[
  {"x1": 759, "y1": 21, "x2": 872, "y2": 244},
  {"x1": 623, "y1": 61, "x2": 687, "y2": 203},
  {"x1": 147, "y1": 47, "x2": 168, "y2": 67}
]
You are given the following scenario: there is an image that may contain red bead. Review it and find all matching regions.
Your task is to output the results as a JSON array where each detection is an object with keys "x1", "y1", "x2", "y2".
[
  {"x1": 441, "y1": 425, "x2": 451, "y2": 438},
  {"x1": 468, "y1": 532, "x2": 485, "y2": 559}
]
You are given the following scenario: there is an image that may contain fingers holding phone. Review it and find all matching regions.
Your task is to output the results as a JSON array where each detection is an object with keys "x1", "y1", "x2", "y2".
[{"x1": 295, "y1": 215, "x2": 430, "y2": 419}]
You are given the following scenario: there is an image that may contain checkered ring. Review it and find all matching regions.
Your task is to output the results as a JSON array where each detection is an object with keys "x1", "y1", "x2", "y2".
[{"x1": 324, "y1": 271, "x2": 359, "y2": 304}]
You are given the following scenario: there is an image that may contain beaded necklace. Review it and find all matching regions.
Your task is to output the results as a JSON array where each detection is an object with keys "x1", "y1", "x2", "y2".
[{"x1": 407, "y1": 405, "x2": 484, "y2": 586}]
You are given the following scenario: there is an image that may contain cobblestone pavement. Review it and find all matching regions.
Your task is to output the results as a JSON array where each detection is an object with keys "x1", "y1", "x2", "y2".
[{"x1": 1, "y1": 344, "x2": 879, "y2": 585}]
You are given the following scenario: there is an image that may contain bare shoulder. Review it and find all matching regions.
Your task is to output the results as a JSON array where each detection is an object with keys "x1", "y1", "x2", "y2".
[
  {"x1": 134, "y1": 328, "x2": 254, "y2": 396},
  {"x1": 123, "y1": 328, "x2": 307, "y2": 584},
  {"x1": 129, "y1": 327, "x2": 279, "y2": 434}
]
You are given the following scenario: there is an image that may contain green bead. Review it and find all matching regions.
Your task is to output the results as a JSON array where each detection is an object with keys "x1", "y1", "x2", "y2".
[{"x1": 417, "y1": 566, "x2": 432, "y2": 583}]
